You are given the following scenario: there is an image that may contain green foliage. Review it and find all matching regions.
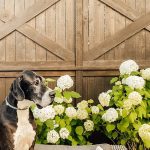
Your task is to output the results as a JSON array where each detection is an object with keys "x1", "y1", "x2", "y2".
[
  {"x1": 34, "y1": 78, "x2": 101, "y2": 146},
  {"x1": 100, "y1": 67, "x2": 150, "y2": 150},
  {"x1": 75, "y1": 126, "x2": 84, "y2": 135}
]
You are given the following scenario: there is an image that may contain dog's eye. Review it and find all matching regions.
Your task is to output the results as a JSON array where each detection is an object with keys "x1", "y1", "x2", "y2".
[{"x1": 35, "y1": 80, "x2": 40, "y2": 86}]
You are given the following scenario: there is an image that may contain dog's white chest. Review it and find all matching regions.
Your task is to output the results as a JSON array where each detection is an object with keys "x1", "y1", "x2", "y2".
[{"x1": 13, "y1": 101, "x2": 36, "y2": 150}]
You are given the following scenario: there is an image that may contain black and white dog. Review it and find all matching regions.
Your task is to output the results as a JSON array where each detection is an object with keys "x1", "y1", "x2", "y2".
[{"x1": 0, "y1": 70, "x2": 55, "y2": 150}]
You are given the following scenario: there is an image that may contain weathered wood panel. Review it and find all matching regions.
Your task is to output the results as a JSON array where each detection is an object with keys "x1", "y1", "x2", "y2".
[{"x1": 0, "y1": 0, "x2": 150, "y2": 104}]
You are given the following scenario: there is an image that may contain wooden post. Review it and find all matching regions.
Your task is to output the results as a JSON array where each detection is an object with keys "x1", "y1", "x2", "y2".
[{"x1": 75, "y1": 0, "x2": 83, "y2": 103}]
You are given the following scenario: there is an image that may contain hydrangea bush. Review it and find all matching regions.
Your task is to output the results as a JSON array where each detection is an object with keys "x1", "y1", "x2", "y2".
[
  {"x1": 100, "y1": 60, "x2": 150, "y2": 150},
  {"x1": 32, "y1": 75, "x2": 102, "y2": 146},
  {"x1": 31, "y1": 60, "x2": 150, "y2": 149}
]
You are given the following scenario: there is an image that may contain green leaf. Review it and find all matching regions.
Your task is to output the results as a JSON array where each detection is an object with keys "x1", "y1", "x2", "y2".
[
  {"x1": 45, "y1": 78, "x2": 55, "y2": 82},
  {"x1": 35, "y1": 119, "x2": 43, "y2": 126},
  {"x1": 66, "y1": 125, "x2": 72, "y2": 132},
  {"x1": 75, "y1": 126, "x2": 84, "y2": 135},
  {"x1": 146, "y1": 80, "x2": 150, "y2": 89},
  {"x1": 117, "y1": 119, "x2": 129, "y2": 132},
  {"x1": 112, "y1": 132, "x2": 118, "y2": 139},
  {"x1": 63, "y1": 91, "x2": 72, "y2": 99},
  {"x1": 106, "y1": 124, "x2": 115, "y2": 133},
  {"x1": 71, "y1": 120, "x2": 77, "y2": 126},
  {"x1": 60, "y1": 119, "x2": 66, "y2": 127},
  {"x1": 121, "y1": 139, "x2": 127, "y2": 145},
  {"x1": 45, "y1": 120, "x2": 54, "y2": 129},
  {"x1": 129, "y1": 112, "x2": 137, "y2": 123},
  {"x1": 131, "y1": 71, "x2": 140, "y2": 76},
  {"x1": 55, "y1": 90, "x2": 62, "y2": 98},
  {"x1": 78, "y1": 135, "x2": 84, "y2": 141},
  {"x1": 71, "y1": 91, "x2": 81, "y2": 98},
  {"x1": 87, "y1": 99, "x2": 94, "y2": 104},
  {"x1": 97, "y1": 104, "x2": 104, "y2": 110},
  {"x1": 55, "y1": 116, "x2": 61, "y2": 124},
  {"x1": 110, "y1": 77, "x2": 118, "y2": 84},
  {"x1": 122, "y1": 109, "x2": 128, "y2": 118},
  {"x1": 125, "y1": 86, "x2": 134, "y2": 94}
]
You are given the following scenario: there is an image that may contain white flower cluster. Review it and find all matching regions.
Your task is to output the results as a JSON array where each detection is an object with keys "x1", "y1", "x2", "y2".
[
  {"x1": 54, "y1": 97, "x2": 64, "y2": 104},
  {"x1": 63, "y1": 97, "x2": 73, "y2": 103},
  {"x1": 123, "y1": 76, "x2": 145, "y2": 89},
  {"x1": 65, "y1": 107, "x2": 77, "y2": 118},
  {"x1": 141, "y1": 68, "x2": 150, "y2": 80},
  {"x1": 91, "y1": 106, "x2": 99, "y2": 114},
  {"x1": 102, "y1": 108, "x2": 118, "y2": 123},
  {"x1": 54, "y1": 105, "x2": 65, "y2": 115},
  {"x1": 33, "y1": 106, "x2": 56, "y2": 122},
  {"x1": 98, "y1": 92, "x2": 111, "y2": 107},
  {"x1": 139, "y1": 124, "x2": 150, "y2": 143},
  {"x1": 84, "y1": 120, "x2": 94, "y2": 131},
  {"x1": 47, "y1": 130, "x2": 60, "y2": 144},
  {"x1": 123, "y1": 99, "x2": 133, "y2": 110},
  {"x1": 77, "y1": 109, "x2": 88, "y2": 120},
  {"x1": 57, "y1": 75, "x2": 73, "y2": 90},
  {"x1": 119, "y1": 60, "x2": 139, "y2": 75},
  {"x1": 59, "y1": 128, "x2": 70, "y2": 139},
  {"x1": 123, "y1": 91, "x2": 142, "y2": 110},
  {"x1": 47, "y1": 128, "x2": 70, "y2": 144},
  {"x1": 128, "y1": 91, "x2": 142, "y2": 106},
  {"x1": 77, "y1": 100, "x2": 88, "y2": 109}
]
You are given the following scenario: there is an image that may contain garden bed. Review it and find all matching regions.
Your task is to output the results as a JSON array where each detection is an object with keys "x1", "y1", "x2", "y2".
[{"x1": 35, "y1": 144, "x2": 127, "y2": 150}]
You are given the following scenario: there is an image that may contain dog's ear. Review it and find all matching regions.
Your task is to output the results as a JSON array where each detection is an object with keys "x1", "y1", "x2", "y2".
[{"x1": 10, "y1": 76, "x2": 25, "y2": 101}]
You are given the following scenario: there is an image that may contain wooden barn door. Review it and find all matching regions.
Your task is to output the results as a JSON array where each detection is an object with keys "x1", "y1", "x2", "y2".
[
  {"x1": 0, "y1": 0, "x2": 150, "y2": 104},
  {"x1": 0, "y1": 0, "x2": 76, "y2": 102},
  {"x1": 81, "y1": 0, "x2": 150, "y2": 102}
]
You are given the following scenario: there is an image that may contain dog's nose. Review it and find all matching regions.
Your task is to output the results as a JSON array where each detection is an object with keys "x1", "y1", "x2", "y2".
[{"x1": 49, "y1": 91, "x2": 55, "y2": 98}]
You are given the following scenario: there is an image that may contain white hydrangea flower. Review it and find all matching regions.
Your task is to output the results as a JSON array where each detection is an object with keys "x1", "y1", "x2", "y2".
[
  {"x1": 141, "y1": 68, "x2": 150, "y2": 80},
  {"x1": 123, "y1": 99, "x2": 133, "y2": 110},
  {"x1": 77, "y1": 100, "x2": 88, "y2": 109},
  {"x1": 47, "y1": 130, "x2": 60, "y2": 144},
  {"x1": 63, "y1": 97, "x2": 73, "y2": 104},
  {"x1": 54, "y1": 105, "x2": 65, "y2": 115},
  {"x1": 57, "y1": 75, "x2": 73, "y2": 90},
  {"x1": 119, "y1": 60, "x2": 139, "y2": 75},
  {"x1": 107, "y1": 90, "x2": 112, "y2": 94},
  {"x1": 91, "y1": 106, "x2": 99, "y2": 114},
  {"x1": 65, "y1": 107, "x2": 77, "y2": 118},
  {"x1": 102, "y1": 108, "x2": 118, "y2": 123},
  {"x1": 54, "y1": 97, "x2": 64, "y2": 104},
  {"x1": 125, "y1": 76, "x2": 145, "y2": 89},
  {"x1": 39, "y1": 106, "x2": 56, "y2": 122},
  {"x1": 53, "y1": 121, "x2": 59, "y2": 129},
  {"x1": 115, "y1": 81, "x2": 121, "y2": 86},
  {"x1": 98, "y1": 92, "x2": 111, "y2": 107},
  {"x1": 54, "y1": 87, "x2": 62, "y2": 92},
  {"x1": 84, "y1": 120, "x2": 94, "y2": 131},
  {"x1": 128, "y1": 91, "x2": 142, "y2": 106},
  {"x1": 77, "y1": 109, "x2": 88, "y2": 120},
  {"x1": 59, "y1": 128, "x2": 70, "y2": 139},
  {"x1": 122, "y1": 78, "x2": 126, "y2": 84},
  {"x1": 32, "y1": 107, "x2": 41, "y2": 119},
  {"x1": 139, "y1": 124, "x2": 150, "y2": 144}
]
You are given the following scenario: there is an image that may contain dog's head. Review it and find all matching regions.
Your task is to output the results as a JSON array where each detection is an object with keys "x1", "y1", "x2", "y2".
[{"x1": 10, "y1": 70, "x2": 55, "y2": 108}]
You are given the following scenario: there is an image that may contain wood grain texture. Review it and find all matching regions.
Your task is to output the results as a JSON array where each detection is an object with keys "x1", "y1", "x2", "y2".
[
  {"x1": 84, "y1": 11, "x2": 150, "y2": 60},
  {"x1": 25, "y1": 0, "x2": 36, "y2": 62},
  {"x1": 0, "y1": 0, "x2": 150, "y2": 103},
  {"x1": 99, "y1": 0, "x2": 150, "y2": 32},
  {"x1": 76, "y1": 0, "x2": 83, "y2": 101},
  {"x1": 0, "y1": 0, "x2": 60, "y2": 40},
  {"x1": 0, "y1": 0, "x2": 5, "y2": 62}
]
